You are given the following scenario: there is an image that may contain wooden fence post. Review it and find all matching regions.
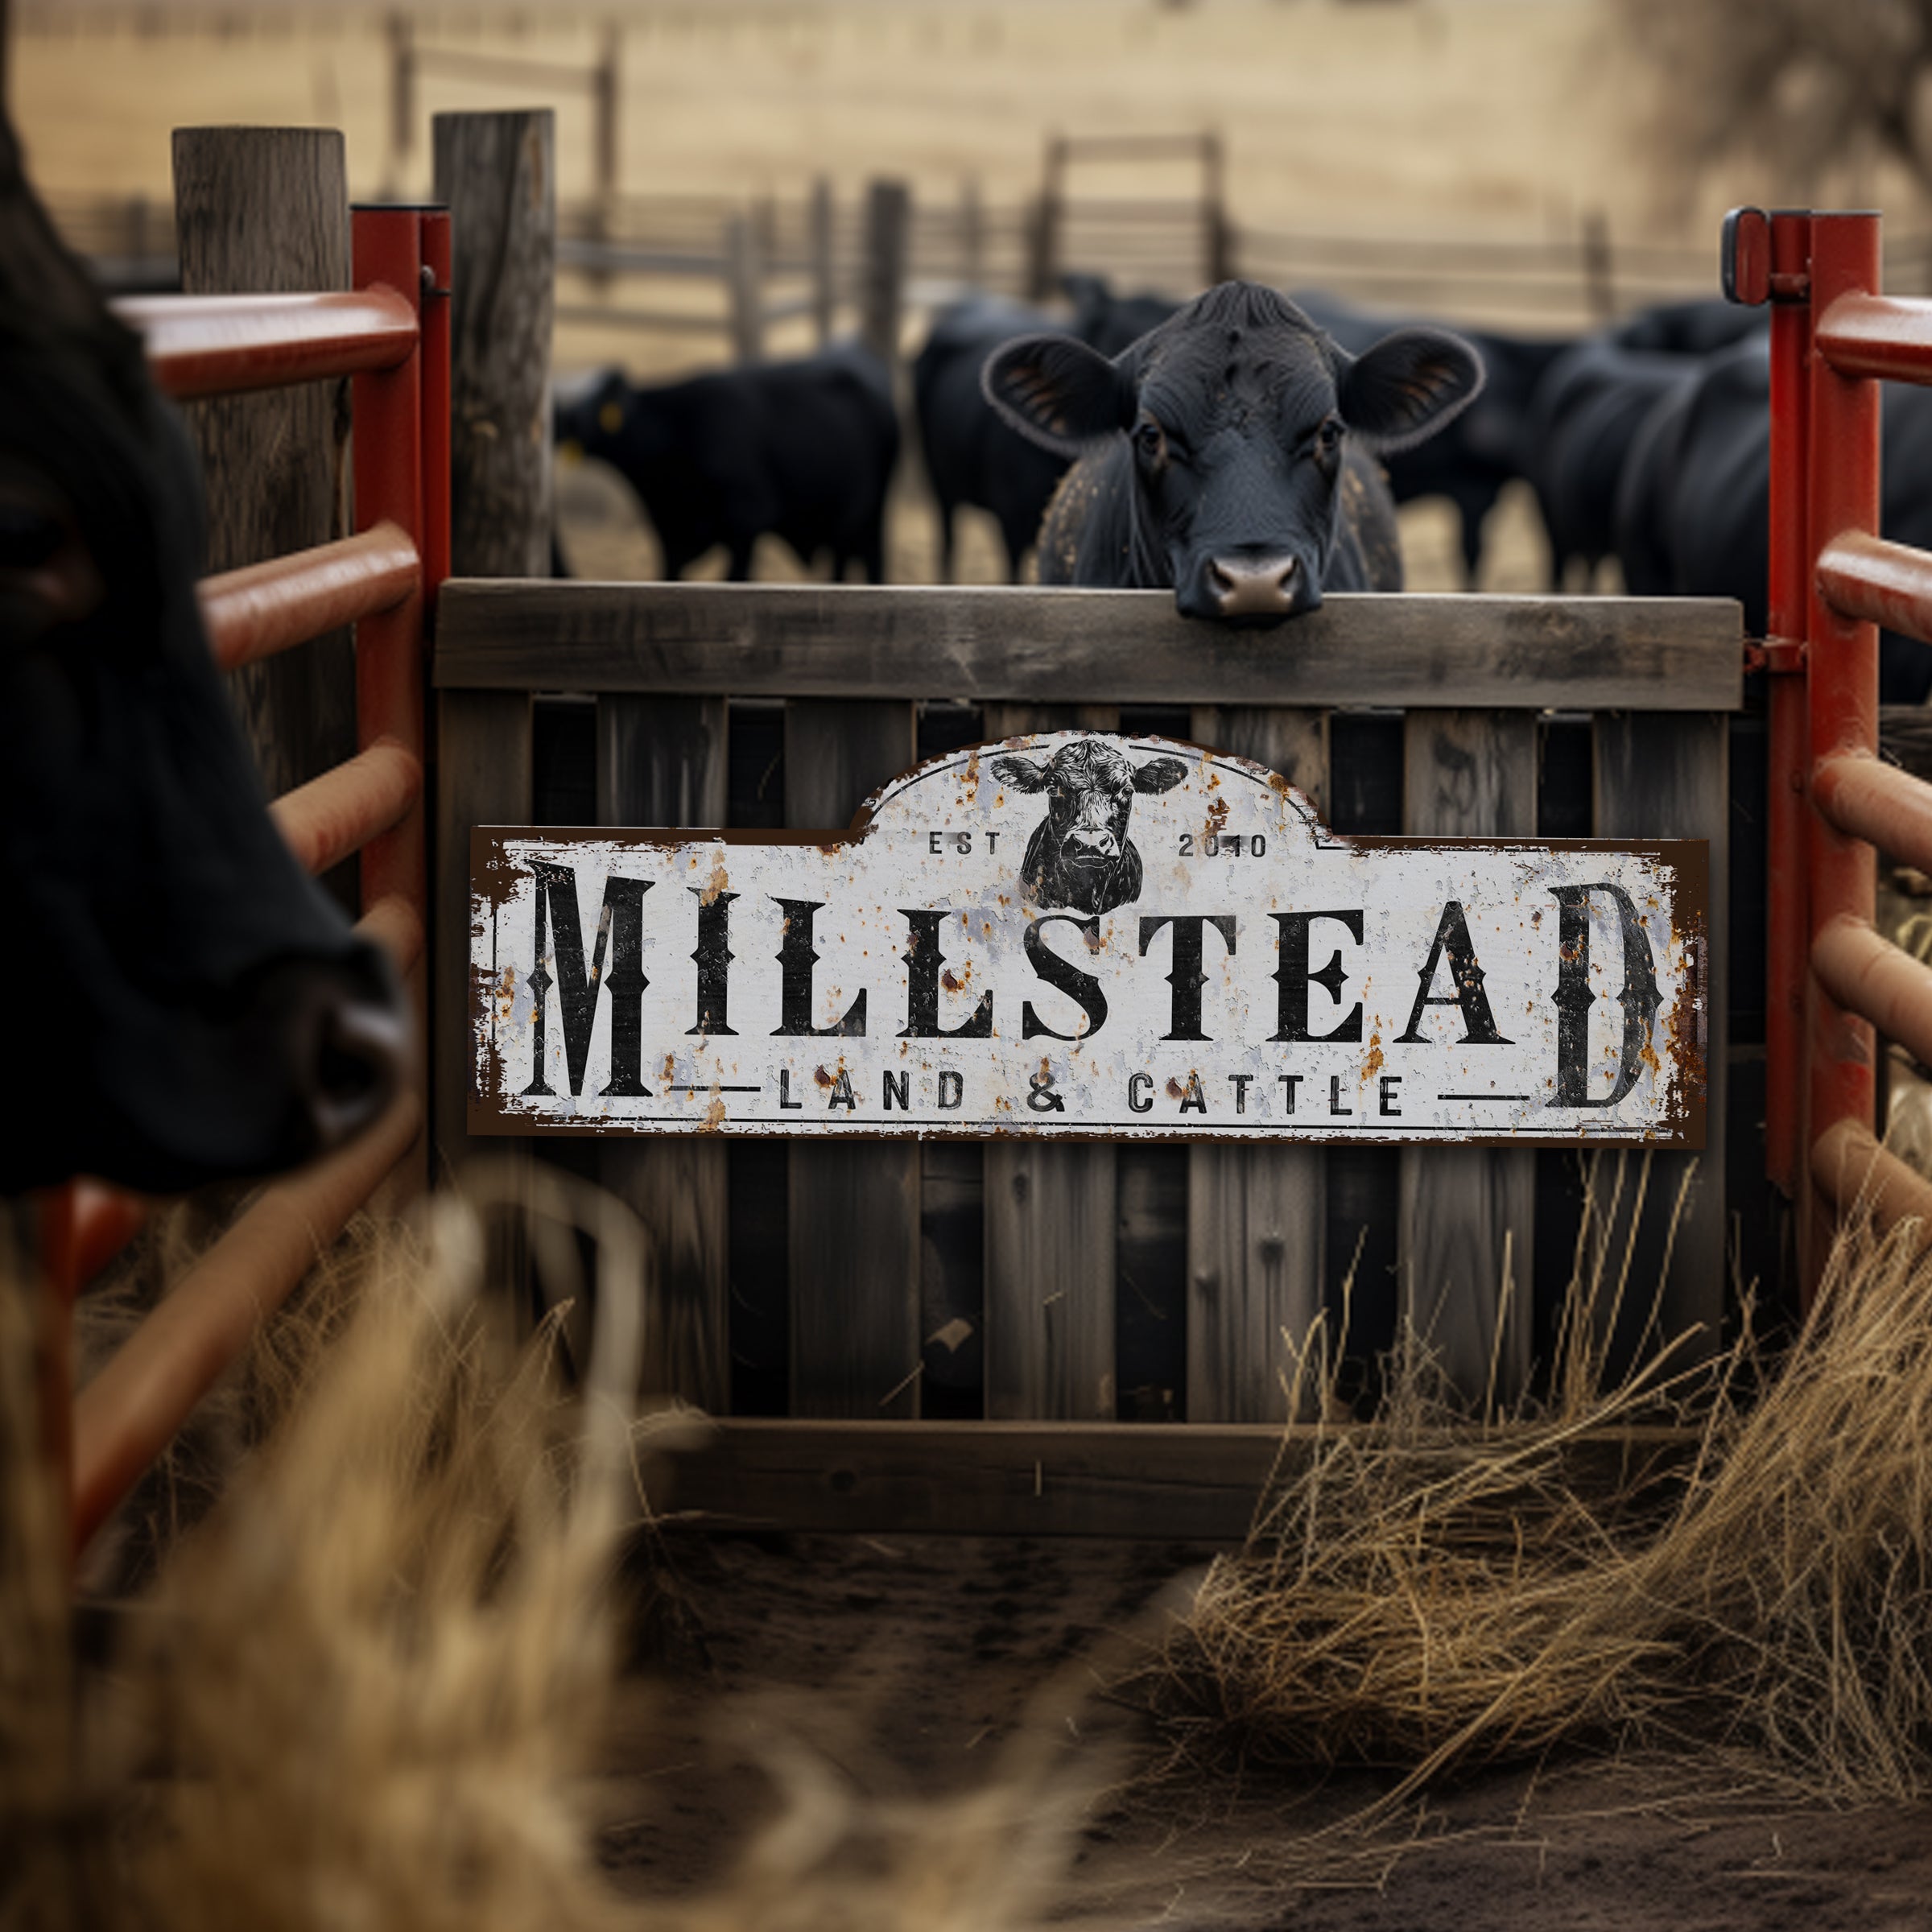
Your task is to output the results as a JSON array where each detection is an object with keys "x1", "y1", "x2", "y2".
[
  {"x1": 386, "y1": 12, "x2": 414, "y2": 195},
  {"x1": 1583, "y1": 208, "x2": 1616, "y2": 322},
  {"x1": 808, "y1": 175, "x2": 835, "y2": 345},
  {"x1": 1202, "y1": 130, "x2": 1232, "y2": 285},
  {"x1": 960, "y1": 175, "x2": 984, "y2": 292},
  {"x1": 592, "y1": 22, "x2": 621, "y2": 223},
  {"x1": 726, "y1": 213, "x2": 765, "y2": 365},
  {"x1": 1027, "y1": 135, "x2": 1065, "y2": 302},
  {"x1": 171, "y1": 128, "x2": 355, "y2": 824},
  {"x1": 432, "y1": 109, "x2": 555, "y2": 577},
  {"x1": 860, "y1": 177, "x2": 910, "y2": 366},
  {"x1": 431, "y1": 109, "x2": 552, "y2": 1219}
]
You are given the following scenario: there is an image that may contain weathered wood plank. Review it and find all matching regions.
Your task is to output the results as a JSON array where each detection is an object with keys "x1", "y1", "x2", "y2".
[
  {"x1": 984, "y1": 1142, "x2": 1118, "y2": 1418},
  {"x1": 596, "y1": 696, "x2": 729, "y2": 1410},
  {"x1": 1399, "y1": 710, "x2": 1538, "y2": 1403},
  {"x1": 785, "y1": 700, "x2": 922, "y2": 1418},
  {"x1": 1592, "y1": 712, "x2": 1729, "y2": 1369},
  {"x1": 436, "y1": 583, "x2": 1745, "y2": 713},
  {"x1": 174, "y1": 128, "x2": 354, "y2": 814},
  {"x1": 433, "y1": 111, "x2": 556, "y2": 580},
  {"x1": 436, "y1": 688, "x2": 532, "y2": 1184},
  {"x1": 1187, "y1": 704, "x2": 1328, "y2": 1421},
  {"x1": 662, "y1": 1418, "x2": 1699, "y2": 1541},
  {"x1": 982, "y1": 702, "x2": 1119, "y2": 1418}
]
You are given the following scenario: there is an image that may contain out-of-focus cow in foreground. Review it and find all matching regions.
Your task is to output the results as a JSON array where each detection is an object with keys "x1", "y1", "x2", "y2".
[
  {"x1": 993, "y1": 738, "x2": 1188, "y2": 918},
  {"x1": 983, "y1": 281, "x2": 1483, "y2": 621},
  {"x1": 1, "y1": 112, "x2": 406, "y2": 1192}
]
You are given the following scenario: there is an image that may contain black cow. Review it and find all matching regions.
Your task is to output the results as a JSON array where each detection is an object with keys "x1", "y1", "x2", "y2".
[
  {"x1": 1294, "y1": 291, "x2": 1570, "y2": 588},
  {"x1": 555, "y1": 343, "x2": 898, "y2": 582},
  {"x1": 982, "y1": 280, "x2": 1483, "y2": 620},
  {"x1": 914, "y1": 297, "x2": 1071, "y2": 582},
  {"x1": 2, "y1": 114, "x2": 404, "y2": 1191},
  {"x1": 1611, "y1": 298, "x2": 1767, "y2": 357},
  {"x1": 1527, "y1": 335, "x2": 1711, "y2": 591},
  {"x1": 993, "y1": 739, "x2": 1189, "y2": 918},
  {"x1": 1613, "y1": 332, "x2": 1932, "y2": 704}
]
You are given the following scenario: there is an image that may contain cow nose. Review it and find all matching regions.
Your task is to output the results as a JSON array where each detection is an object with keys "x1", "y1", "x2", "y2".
[
  {"x1": 261, "y1": 948, "x2": 410, "y2": 1159},
  {"x1": 1208, "y1": 553, "x2": 1299, "y2": 617}
]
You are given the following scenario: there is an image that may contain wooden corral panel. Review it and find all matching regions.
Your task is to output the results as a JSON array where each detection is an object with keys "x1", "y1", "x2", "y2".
[{"x1": 434, "y1": 580, "x2": 1742, "y2": 1524}]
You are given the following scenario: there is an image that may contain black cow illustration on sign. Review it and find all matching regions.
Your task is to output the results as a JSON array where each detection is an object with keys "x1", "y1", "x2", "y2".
[{"x1": 993, "y1": 738, "x2": 1189, "y2": 916}]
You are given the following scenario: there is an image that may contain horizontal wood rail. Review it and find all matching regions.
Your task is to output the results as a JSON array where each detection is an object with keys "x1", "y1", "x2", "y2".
[
  {"x1": 1812, "y1": 915, "x2": 1932, "y2": 1075},
  {"x1": 200, "y1": 522, "x2": 419, "y2": 671},
  {"x1": 1811, "y1": 1118, "x2": 1932, "y2": 1243},
  {"x1": 1815, "y1": 530, "x2": 1932, "y2": 643},
  {"x1": 69, "y1": 1090, "x2": 423, "y2": 1556},
  {"x1": 1812, "y1": 752, "x2": 1932, "y2": 875},
  {"x1": 662, "y1": 1419, "x2": 1699, "y2": 1542},
  {"x1": 1817, "y1": 291, "x2": 1932, "y2": 384},
  {"x1": 435, "y1": 583, "x2": 1744, "y2": 712},
  {"x1": 114, "y1": 288, "x2": 417, "y2": 399},
  {"x1": 267, "y1": 740, "x2": 423, "y2": 879}
]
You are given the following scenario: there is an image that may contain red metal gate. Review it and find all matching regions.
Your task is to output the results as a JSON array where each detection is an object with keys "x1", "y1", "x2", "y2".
[
  {"x1": 40, "y1": 204, "x2": 450, "y2": 1556},
  {"x1": 1729, "y1": 207, "x2": 1932, "y2": 1288}
]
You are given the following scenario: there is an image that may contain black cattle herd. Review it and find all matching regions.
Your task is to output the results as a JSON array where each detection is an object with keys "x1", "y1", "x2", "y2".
[
  {"x1": 6, "y1": 45, "x2": 1921, "y2": 1206},
  {"x1": 559, "y1": 273, "x2": 1932, "y2": 704}
]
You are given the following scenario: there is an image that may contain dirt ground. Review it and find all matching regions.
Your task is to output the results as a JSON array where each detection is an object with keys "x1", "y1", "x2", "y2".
[{"x1": 605, "y1": 1530, "x2": 1932, "y2": 1930}]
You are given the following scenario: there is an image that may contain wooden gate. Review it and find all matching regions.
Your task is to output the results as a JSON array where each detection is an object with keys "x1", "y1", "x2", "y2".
[{"x1": 434, "y1": 580, "x2": 1741, "y2": 1535}]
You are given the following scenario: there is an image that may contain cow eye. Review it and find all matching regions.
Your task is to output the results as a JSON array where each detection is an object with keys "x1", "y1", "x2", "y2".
[
  {"x1": 1316, "y1": 418, "x2": 1344, "y2": 455},
  {"x1": 1133, "y1": 419, "x2": 1167, "y2": 466}
]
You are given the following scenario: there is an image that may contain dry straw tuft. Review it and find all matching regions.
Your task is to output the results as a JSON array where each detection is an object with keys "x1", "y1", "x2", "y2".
[
  {"x1": 1149, "y1": 1155, "x2": 1932, "y2": 1813},
  {"x1": 3, "y1": 1172, "x2": 1094, "y2": 1932}
]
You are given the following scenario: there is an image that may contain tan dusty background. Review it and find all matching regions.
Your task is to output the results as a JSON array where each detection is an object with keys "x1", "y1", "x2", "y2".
[{"x1": 7, "y1": 0, "x2": 1777, "y2": 588}]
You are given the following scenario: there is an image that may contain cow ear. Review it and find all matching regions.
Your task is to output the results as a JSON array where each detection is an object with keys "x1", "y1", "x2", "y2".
[
  {"x1": 991, "y1": 753, "x2": 1052, "y2": 792},
  {"x1": 1131, "y1": 757, "x2": 1190, "y2": 795},
  {"x1": 982, "y1": 334, "x2": 1137, "y2": 456},
  {"x1": 1335, "y1": 328, "x2": 1484, "y2": 452}
]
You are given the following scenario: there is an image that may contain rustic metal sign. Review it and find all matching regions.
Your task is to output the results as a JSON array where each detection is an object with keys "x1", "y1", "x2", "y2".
[{"x1": 468, "y1": 733, "x2": 1706, "y2": 1146}]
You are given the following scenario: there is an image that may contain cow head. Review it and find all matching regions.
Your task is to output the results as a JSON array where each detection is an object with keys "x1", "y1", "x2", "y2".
[
  {"x1": 1, "y1": 116, "x2": 407, "y2": 1192},
  {"x1": 555, "y1": 369, "x2": 671, "y2": 473},
  {"x1": 984, "y1": 281, "x2": 1482, "y2": 621},
  {"x1": 993, "y1": 739, "x2": 1187, "y2": 917}
]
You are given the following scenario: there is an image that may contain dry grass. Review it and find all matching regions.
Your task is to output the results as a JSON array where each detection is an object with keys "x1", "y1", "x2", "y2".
[
  {"x1": 2, "y1": 1174, "x2": 1099, "y2": 1932},
  {"x1": 1147, "y1": 1156, "x2": 1932, "y2": 1818}
]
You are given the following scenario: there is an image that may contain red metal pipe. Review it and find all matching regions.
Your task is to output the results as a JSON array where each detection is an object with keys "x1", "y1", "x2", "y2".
[
  {"x1": 70, "y1": 1090, "x2": 423, "y2": 1557},
  {"x1": 1811, "y1": 1117, "x2": 1932, "y2": 1245},
  {"x1": 351, "y1": 207, "x2": 431, "y2": 1197},
  {"x1": 1814, "y1": 751, "x2": 1932, "y2": 875},
  {"x1": 1765, "y1": 209, "x2": 1814, "y2": 1197},
  {"x1": 268, "y1": 740, "x2": 423, "y2": 878},
  {"x1": 350, "y1": 209, "x2": 427, "y2": 931},
  {"x1": 1816, "y1": 528, "x2": 1932, "y2": 644},
  {"x1": 200, "y1": 522, "x2": 419, "y2": 672},
  {"x1": 1816, "y1": 291, "x2": 1932, "y2": 385},
  {"x1": 1805, "y1": 213, "x2": 1884, "y2": 1294},
  {"x1": 115, "y1": 288, "x2": 417, "y2": 399},
  {"x1": 419, "y1": 209, "x2": 453, "y2": 604},
  {"x1": 1813, "y1": 914, "x2": 1932, "y2": 1078}
]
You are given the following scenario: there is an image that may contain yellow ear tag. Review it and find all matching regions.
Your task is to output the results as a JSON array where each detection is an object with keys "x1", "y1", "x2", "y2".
[{"x1": 598, "y1": 401, "x2": 625, "y2": 436}]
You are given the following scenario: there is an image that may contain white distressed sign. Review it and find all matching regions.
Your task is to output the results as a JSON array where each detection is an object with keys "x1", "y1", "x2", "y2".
[{"x1": 468, "y1": 733, "x2": 1707, "y2": 1146}]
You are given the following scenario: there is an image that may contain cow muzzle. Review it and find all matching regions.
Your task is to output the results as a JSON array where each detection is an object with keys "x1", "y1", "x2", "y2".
[
  {"x1": 1207, "y1": 552, "x2": 1300, "y2": 618},
  {"x1": 1064, "y1": 830, "x2": 1121, "y2": 864}
]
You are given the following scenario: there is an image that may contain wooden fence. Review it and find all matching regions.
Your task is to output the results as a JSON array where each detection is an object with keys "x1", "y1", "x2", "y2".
[{"x1": 431, "y1": 580, "x2": 1744, "y2": 1532}]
